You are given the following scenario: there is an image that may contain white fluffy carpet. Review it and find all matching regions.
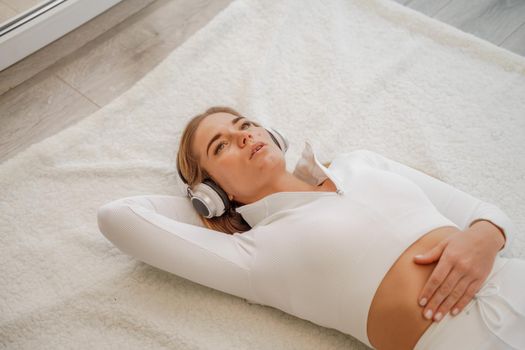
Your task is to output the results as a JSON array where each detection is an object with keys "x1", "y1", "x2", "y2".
[{"x1": 1, "y1": 0, "x2": 524, "y2": 348}]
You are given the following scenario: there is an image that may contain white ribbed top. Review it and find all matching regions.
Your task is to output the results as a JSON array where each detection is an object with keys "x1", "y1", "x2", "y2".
[{"x1": 235, "y1": 140, "x2": 460, "y2": 347}]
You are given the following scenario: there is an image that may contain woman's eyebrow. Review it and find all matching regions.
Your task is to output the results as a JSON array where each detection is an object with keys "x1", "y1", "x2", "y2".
[{"x1": 206, "y1": 116, "x2": 246, "y2": 158}]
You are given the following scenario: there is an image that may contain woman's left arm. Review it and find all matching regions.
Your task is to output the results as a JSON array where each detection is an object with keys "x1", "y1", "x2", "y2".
[{"x1": 348, "y1": 149, "x2": 515, "y2": 322}]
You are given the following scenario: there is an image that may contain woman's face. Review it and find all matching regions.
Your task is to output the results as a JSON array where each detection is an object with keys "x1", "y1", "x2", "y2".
[{"x1": 192, "y1": 112, "x2": 285, "y2": 204}]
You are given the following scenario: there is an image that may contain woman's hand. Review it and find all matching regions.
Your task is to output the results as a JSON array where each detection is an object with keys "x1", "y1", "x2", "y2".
[{"x1": 412, "y1": 220, "x2": 505, "y2": 322}]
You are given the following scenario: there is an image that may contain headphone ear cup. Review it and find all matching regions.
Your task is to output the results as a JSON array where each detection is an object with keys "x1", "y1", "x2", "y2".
[
  {"x1": 265, "y1": 126, "x2": 289, "y2": 153},
  {"x1": 189, "y1": 179, "x2": 231, "y2": 218},
  {"x1": 203, "y1": 178, "x2": 231, "y2": 213}
]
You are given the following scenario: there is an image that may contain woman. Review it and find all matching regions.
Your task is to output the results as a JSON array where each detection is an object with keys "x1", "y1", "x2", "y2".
[
  {"x1": 98, "y1": 106, "x2": 525, "y2": 350},
  {"x1": 176, "y1": 105, "x2": 525, "y2": 350}
]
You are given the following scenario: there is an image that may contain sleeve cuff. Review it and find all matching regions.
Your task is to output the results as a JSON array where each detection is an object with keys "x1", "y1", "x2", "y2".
[{"x1": 468, "y1": 202, "x2": 514, "y2": 256}]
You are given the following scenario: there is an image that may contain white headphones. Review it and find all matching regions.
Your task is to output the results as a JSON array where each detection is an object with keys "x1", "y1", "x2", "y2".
[{"x1": 177, "y1": 126, "x2": 289, "y2": 218}]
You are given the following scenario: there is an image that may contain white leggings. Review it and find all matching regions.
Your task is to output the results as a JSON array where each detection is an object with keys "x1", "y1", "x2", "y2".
[{"x1": 414, "y1": 255, "x2": 525, "y2": 350}]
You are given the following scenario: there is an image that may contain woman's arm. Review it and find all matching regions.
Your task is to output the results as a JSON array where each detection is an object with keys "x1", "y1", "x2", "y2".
[
  {"x1": 347, "y1": 149, "x2": 515, "y2": 322},
  {"x1": 349, "y1": 149, "x2": 514, "y2": 256},
  {"x1": 97, "y1": 194, "x2": 257, "y2": 301}
]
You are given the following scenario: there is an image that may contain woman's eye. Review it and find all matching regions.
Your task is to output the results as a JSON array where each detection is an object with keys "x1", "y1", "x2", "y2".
[
  {"x1": 215, "y1": 121, "x2": 252, "y2": 155},
  {"x1": 215, "y1": 142, "x2": 226, "y2": 155}
]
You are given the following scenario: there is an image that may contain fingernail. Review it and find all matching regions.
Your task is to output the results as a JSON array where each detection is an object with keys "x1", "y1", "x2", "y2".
[
  {"x1": 419, "y1": 298, "x2": 427, "y2": 307},
  {"x1": 434, "y1": 312, "x2": 442, "y2": 321},
  {"x1": 452, "y1": 308, "x2": 459, "y2": 316},
  {"x1": 424, "y1": 309, "x2": 433, "y2": 320}
]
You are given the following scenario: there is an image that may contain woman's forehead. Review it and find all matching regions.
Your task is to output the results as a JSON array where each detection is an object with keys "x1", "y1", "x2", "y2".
[{"x1": 199, "y1": 113, "x2": 240, "y2": 134}]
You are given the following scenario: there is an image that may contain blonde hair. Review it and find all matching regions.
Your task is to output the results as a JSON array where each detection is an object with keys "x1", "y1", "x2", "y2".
[{"x1": 176, "y1": 106, "x2": 331, "y2": 235}]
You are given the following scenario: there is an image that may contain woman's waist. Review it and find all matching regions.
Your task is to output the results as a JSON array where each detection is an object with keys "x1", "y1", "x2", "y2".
[{"x1": 367, "y1": 225, "x2": 462, "y2": 350}]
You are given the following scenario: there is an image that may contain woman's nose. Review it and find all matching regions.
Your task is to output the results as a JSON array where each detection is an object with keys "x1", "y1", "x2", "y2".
[{"x1": 237, "y1": 130, "x2": 253, "y2": 147}]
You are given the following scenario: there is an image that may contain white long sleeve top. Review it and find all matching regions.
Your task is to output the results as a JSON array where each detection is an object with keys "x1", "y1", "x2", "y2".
[{"x1": 97, "y1": 139, "x2": 514, "y2": 348}]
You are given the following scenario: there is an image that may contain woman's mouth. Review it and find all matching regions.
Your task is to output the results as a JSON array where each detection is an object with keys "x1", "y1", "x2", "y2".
[{"x1": 250, "y1": 143, "x2": 265, "y2": 159}]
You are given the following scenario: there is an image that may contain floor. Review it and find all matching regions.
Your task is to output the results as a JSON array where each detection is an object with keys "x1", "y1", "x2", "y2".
[{"x1": 0, "y1": 0, "x2": 524, "y2": 164}]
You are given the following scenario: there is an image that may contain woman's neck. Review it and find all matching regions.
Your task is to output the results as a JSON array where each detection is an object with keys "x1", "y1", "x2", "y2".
[{"x1": 317, "y1": 178, "x2": 337, "y2": 192}]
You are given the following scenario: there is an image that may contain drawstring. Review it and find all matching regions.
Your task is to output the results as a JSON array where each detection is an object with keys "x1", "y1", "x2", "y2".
[{"x1": 474, "y1": 281, "x2": 525, "y2": 349}]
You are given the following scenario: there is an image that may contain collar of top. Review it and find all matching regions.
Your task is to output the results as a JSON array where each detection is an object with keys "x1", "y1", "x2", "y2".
[{"x1": 234, "y1": 139, "x2": 344, "y2": 228}]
